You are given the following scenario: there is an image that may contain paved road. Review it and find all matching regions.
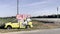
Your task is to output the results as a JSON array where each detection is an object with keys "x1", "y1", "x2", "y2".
[
  {"x1": 2, "y1": 28, "x2": 60, "y2": 34},
  {"x1": 32, "y1": 18, "x2": 60, "y2": 23}
]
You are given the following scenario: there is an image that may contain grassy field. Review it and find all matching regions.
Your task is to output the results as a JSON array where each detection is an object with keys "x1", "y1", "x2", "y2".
[
  {"x1": 0, "y1": 20, "x2": 60, "y2": 33},
  {"x1": 0, "y1": 20, "x2": 48, "y2": 33},
  {"x1": 0, "y1": 18, "x2": 15, "y2": 26}
]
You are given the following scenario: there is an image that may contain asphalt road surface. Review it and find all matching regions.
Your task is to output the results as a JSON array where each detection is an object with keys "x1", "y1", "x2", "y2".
[
  {"x1": 2, "y1": 28, "x2": 60, "y2": 34},
  {"x1": 32, "y1": 18, "x2": 60, "y2": 23}
]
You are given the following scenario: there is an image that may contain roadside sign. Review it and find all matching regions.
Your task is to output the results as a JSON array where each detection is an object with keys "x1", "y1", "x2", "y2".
[{"x1": 16, "y1": 14, "x2": 30, "y2": 20}]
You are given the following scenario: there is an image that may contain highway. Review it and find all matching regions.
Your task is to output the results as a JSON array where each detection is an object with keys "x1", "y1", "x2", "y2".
[
  {"x1": 32, "y1": 18, "x2": 60, "y2": 23},
  {"x1": 2, "y1": 28, "x2": 60, "y2": 34}
]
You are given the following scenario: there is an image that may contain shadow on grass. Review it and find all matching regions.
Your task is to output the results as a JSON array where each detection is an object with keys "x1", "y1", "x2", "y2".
[
  {"x1": 0, "y1": 25, "x2": 5, "y2": 29},
  {"x1": 0, "y1": 27, "x2": 5, "y2": 29}
]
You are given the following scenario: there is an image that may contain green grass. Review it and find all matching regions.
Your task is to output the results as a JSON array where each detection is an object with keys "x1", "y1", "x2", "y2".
[
  {"x1": 0, "y1": 18, "x2": 16, "y2": 26},
  {"x1": 0, "y1": 20, "x2": 50, "y2": 33}
]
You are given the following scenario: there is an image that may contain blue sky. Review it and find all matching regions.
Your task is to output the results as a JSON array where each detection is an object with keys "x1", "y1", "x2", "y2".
[{"x1": 0, "y1": 0, "x2": 60, "y2": 17}]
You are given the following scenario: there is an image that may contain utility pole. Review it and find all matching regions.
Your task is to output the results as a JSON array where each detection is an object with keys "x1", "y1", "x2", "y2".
[
  {"x1": 17, "y1": 0, "x2": 19, "y2": 15},
  {"x1": 17, "y1": 0, "x2": 20, "y2": 28}
]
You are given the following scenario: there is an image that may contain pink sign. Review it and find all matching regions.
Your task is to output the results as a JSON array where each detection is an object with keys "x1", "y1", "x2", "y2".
[{"x1": 16, "y1": 14, "x2": 31, "y2": 20}]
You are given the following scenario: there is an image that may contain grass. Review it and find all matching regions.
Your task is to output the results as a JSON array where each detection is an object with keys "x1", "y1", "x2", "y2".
[{"x1": 0, "y1": 20, "x2": 60, "y2": 33}]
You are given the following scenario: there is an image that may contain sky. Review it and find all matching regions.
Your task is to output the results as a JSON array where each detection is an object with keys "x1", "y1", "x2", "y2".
[{"x1": 0, "y1": 0, "x2": 60, "y2": 17}]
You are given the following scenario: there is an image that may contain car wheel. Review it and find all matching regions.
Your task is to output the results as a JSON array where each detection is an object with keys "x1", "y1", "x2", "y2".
[
  {"x1": 7, "y1": 26, "x2": 12, "y2": 29},
  {"x1": 25, "y1": 25, "x2": 30, "y2": 29}
]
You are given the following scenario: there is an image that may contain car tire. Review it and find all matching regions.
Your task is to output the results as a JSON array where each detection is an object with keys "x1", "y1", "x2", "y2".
[
  {"x1": 7, "y1": 26, "x2": 12, "y2": 29},
  {"x1": 25, "y1": 25, "x2": 30, "y2": 29}
]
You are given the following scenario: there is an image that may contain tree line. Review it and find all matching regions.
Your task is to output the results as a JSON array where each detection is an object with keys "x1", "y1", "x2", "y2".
[{"x1": 32, "y1": 14, "x2": 60, "y2": 18}]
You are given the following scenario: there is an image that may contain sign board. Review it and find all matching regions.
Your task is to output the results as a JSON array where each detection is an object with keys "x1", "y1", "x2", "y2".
[
  {"x1": 16, "y1": 14, "x2": 23, "y2": 20},
  {"x1": 16, "y1": 14, "x2": 30, "y2": 20}
]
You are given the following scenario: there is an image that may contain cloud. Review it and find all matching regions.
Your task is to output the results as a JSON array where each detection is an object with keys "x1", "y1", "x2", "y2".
[
  {"x1": 21, "y1": 0, "x2": 57, "y2": 7},
  {"x1": 23, "y1": 1, "x2": 47, "y2": 7}
]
